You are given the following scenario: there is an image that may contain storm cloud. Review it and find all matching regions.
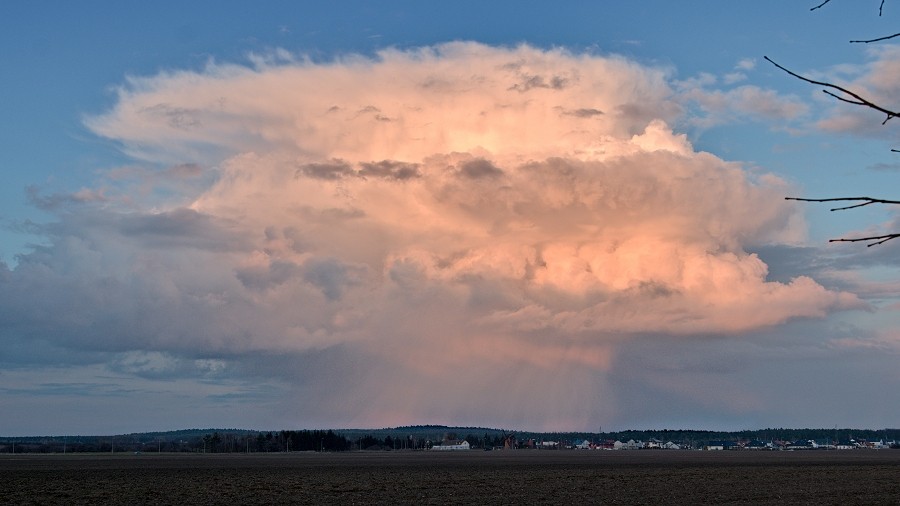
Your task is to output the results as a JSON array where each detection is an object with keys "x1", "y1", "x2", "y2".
[{"x1": 0, "y1": 43, "x2": 865, "y2": 432}]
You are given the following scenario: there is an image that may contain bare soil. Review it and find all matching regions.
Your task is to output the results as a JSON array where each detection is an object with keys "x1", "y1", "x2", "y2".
[{"x1": 1, "y1": 450, "x2": 899, "y2": 505}]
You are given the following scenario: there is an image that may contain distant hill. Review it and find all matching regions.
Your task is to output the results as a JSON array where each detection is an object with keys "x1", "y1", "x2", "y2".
[{"x1": 334, "y1": 425, "x2": 514, "y2": 441}]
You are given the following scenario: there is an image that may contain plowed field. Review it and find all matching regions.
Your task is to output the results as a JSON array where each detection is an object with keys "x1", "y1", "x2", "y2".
[{"x1": 2, "y1": 450, "x2": 899, "y2": 505}]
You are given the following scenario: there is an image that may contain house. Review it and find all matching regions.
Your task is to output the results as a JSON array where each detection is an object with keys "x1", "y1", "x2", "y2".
[
  {"x1": 644, "y1": 439, "x2": 663, "y2": 449},
  {"x1": 866, "y1": 439, "x2": 888, "y2": 449},
  {"x1": 786, "y1": 440, "x2": 814, "y2": 450},
  {"x1": 574, "y1": 439, "x2": 592, "y2": 450},
  {"x1": 835, "y1": 440, "x2": 858, "y2": 450},
  {"x1": 430, "y1": 440, "x2": 470, "y2": 451},
  {"x1": 704, "y1": 441, "x2": 728, "y2": 451},
  {"x1": 623, "y1": 439, "x2": 642, "y2": 450},
  {"x1": 745, "y1": 440, "x2": 771, "y2": 450},
  {"x1": 596, "y1": 440, "x2": 616, "y2": 450}
]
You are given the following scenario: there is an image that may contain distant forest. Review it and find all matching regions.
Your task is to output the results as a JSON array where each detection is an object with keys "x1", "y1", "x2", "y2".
[{"x1": 2, "y1": 426, "x2": 899, "y2": 453}]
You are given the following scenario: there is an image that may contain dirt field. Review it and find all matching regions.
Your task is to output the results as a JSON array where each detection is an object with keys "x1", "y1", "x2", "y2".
[{"x1": 2, "y1": 450, "x2": 899, "y2": 505}]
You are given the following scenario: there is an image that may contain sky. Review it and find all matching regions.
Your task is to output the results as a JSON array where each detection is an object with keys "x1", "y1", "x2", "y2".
[{"x1": 2, "y1": 1, "x2": 900, "y2": 436}]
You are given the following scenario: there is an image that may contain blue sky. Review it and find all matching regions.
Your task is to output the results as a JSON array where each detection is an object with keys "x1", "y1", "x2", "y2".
[{"x1": 2, "y1": 1, "x2": 900, "y2": 436}]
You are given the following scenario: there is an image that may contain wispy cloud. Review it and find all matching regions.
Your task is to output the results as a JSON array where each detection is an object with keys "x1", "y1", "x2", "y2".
[
  {"x1": 679, "y1": 84, "x2": 809, "y2": 128},
  {"x1": 674, "y1": 57, "x2": 812, "y2": 129}
]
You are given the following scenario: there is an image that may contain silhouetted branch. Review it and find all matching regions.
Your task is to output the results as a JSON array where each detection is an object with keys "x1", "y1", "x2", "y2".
[
  {"x1": 786, "y1": 197, "x2": 900, "y2": 246},
  {"x1": 786, "y1": 196, "x2": 900, "y2": 210},
  {"x1": 830, "y1": 233, "x2": 900, "y2": 246},
  {"x1": 850, "y1": 32, "x2": 900, "y2": 43},
  {"x1": 764, "y1": 56, "x2": 900, "y2": 123},
  {"x1": 779, "y1": 3, "x2": 898, "y2": 247}
]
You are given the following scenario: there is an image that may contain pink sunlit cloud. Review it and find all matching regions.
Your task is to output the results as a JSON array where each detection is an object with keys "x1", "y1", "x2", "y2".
[{"x1": 2, "y1": 43, "x2": 863, "y2": 431}]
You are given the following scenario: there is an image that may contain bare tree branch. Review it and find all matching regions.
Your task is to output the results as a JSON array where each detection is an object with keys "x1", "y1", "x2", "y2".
[
  {"x1": 764, "y1": 56, "x2": 900, "y2": 123},
  {"x1": 830, "y1": 233, "x2": 900, "y2": 246},
  {"x1": 850, "y1": 32, "x2": 900, "y2": 43},
  {"x1": 786, "y1": 196, "x2": 900, "y2": 210},
  {"x1": 822, "y1": 90, "x2": 867, "y2": 107},
  {"x1": 778, "y1": 2, "x2": 899, "y2": 247},
  {"x1": 785, "y1": 197, "x2": 900, "y2": 246}
]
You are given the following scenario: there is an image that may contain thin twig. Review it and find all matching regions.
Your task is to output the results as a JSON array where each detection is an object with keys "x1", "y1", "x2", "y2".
[
  {"x1": 822, "y1": 90, "x2": 866, "y2": 106},
  {"x1": 851, "y1": 31, "x2": 900, "y2": 43},
  {"x1": 830, "y1": 233, "x2": 900, "y2": 246},
  {"x1": 785, "y1": 196, "x2": 900, "y2": 211}
]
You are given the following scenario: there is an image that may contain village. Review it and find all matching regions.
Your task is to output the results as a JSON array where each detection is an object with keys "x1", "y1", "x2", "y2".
[{"x1": 430, "y1": 436, "x2": 899, "y2": 451}]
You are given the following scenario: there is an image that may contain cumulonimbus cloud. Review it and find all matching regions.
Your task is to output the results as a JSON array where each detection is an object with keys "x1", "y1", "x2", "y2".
[{"x1": 2, "y1": 42, "x2": 863, "y2": 430}]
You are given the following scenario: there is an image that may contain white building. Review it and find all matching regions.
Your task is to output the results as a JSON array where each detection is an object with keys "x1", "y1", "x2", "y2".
[
  {"x1": 623, "y1": 439, "x2": 643, "y2": 450},
  {"x1": 431, "y1": 440, "x2": 470, "y2": 451}
]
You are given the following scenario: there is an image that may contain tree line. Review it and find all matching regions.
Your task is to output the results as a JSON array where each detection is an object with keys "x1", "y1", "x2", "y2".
[
  {"x1": 0, "y1": 429, "x2": 352, "y2": 454},
  {"x1": 3, "y1": 426, "x2": 898, "y2": 453}
]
